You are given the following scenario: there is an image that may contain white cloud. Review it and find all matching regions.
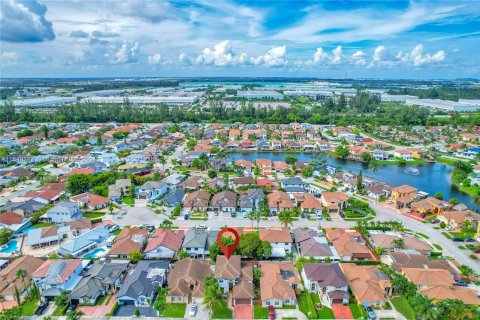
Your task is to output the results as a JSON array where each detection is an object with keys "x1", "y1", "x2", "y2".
[
  {"x1": 148, "y1": 53, "x2": 162, "y2": 65},
  {"x1": 196, "y1": 40, "x2": 235, "y2": 66},
  {"x1": 331, "y1": 46, "x2": 343, "y2": 64},
  {"x1": 351, "y1": 50, "x2": 366, "y2": 66},
  {"x1": 179, "y1": 53, "x2": 192, "y2": 65},
  {"x1": 114, "y1": 41, "x2": 139, "y2": 64},
  {"x1": 250, "y1": 46, "x2": 287, "y2": 67},
  {"x1": 1, "y1": 51, "x2": 18, "y2": 66},
  {"x1": 305, "y1": 46, "x2": 342, "y2": 65},
  {"x1": 409, "y1": 44, "x2": 446, "y2": 66}
]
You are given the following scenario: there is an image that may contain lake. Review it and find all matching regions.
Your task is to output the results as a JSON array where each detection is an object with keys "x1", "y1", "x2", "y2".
[{"x1": 228, "y1": 152, "x2": 473, "y2": 209}]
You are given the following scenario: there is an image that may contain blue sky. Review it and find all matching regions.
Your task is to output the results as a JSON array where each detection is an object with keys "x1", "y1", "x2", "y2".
[{"x1": 1, "y1": 0, "x2": 479, "y2": 78}]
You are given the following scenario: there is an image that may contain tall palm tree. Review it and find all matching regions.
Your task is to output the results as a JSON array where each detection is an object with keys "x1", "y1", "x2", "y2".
[
  {"x1": 472, "y1": 191, "x2": 480, "y2": 213},
  {"x1": 159, "y1": 155, "x2": 166, "y2": 172},
  {"x1": 278, "y1": 209, "x2": 294, "y2": 228},
  {"x1": 414, "y1": 295, "x2": 438, "y2": 320}
]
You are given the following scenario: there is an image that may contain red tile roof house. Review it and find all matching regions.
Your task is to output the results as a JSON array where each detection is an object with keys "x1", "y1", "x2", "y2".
[
  {"x1": 25, "y1": 188, "x2": 64, "y2": 205},
  {"x1": 259, "y1": 227, "x2": 293, "y2": 258},
  {"x1": 32, "y1": 259, "x2": 87, "y2": 300},
  {"x1": 107, "y1": 227, "x2": 148, "y2": 259},
  {"x1": 267, "y1": 191, "x2": 293, "y2": 216},
  {"x1": 70, "y1": 193, "x2": 111, "y2": 211},
  {"x1": 144, "y1": 229, "x2": 184, "y2": 259}
]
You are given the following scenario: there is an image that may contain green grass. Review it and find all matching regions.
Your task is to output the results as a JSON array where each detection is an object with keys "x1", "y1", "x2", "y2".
[
  {"x1": 212, "y1": 300, "x2": 232, "y2": 319},
  {"x1": 435, "y1": 156, "x2": 457, "y2": 166},
  {"x1": 317, "y1": 306, "x2": 335, "y2": 319},
  {"x1": 433, "y1": 244, "x2": 443, "y2": 250},
  {"x1": 415, "y1": 232, "x2": 429, "y2": 239},
  {"x1": 52, "y1": 305, "x2": 68, "y2": 316},
  {"x1": 374, "y1": 158, "x2": 425, "y2": 165},
  {"x1": 451, "y1": 231, "x2": 476, "y2": 239},
  {"x1": 253, "y1": 306, "x2": 269, "y2": 319},
  {"x1": 20, "y1": 297, "x2": 39, "y2": 316},
  {"x1": 164, "y1": 303, "x2": 186, "y2": 318},
  {"x1": 122, "y1": 197, "x2": 135, "y2": 205},
  {"x1": 391, "y1": 296, "x2": 416, "y2": 320},
  {"x1": 83, "y1": 211, "x2": 106, "y2": 219},
  {"x1": 31, "y1": 222, "x2": 54, "y2": 229},
  {"x1": 298, "y1": 293, "x2": 318, "y2": 319},
  {"x1": 441, "y1": 232, "x2": 452, "y2": 239},
  {"x1": 113, "y1": 229, "x2": 121, "y2": 235},
  {"x1": 349, "y1": 304, "x2": 367, "y2": 320}
]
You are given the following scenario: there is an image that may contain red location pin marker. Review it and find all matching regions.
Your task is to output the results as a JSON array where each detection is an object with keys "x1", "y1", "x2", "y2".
[{"x1": 217, "y1": 227, "x2": 240, "y2": 260}]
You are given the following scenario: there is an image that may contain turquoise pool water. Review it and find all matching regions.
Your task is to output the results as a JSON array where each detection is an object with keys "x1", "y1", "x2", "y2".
[
  {"x1": 83, "y1": 248, "x2": 106, "y2": 259},
  {"x1": 0, "y1": 240, "x2": 18, "y2": 253}
]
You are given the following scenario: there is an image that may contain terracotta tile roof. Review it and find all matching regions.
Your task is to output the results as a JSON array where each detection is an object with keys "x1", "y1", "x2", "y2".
[
  {"x1": 32, "y1": 259, "x2": 83, "y2": 284},
  {"x1": 259, "y1": 227, "x2": 292, "y2": 243},
  {"x1": 392, "y1": 185, "x2": 417, "y2": 194},
  {"x1": 232, "y1": 280, "x2": 254, "y2": 300},
  {"x1": 321, "y1": 192, "x2": 348, "y2": 204},
  {"x1": 259, "y1": 262, "x2": 299, "y2": 302},
  {"x1": 108, "y1": 227, "x2": 148, "y2": 255},
  {"x1": 301, "y1": 193, "x2": 323, "y2": 210},
  {"x1": 267, "y1": 191, "x2": 293, "y2": 209},
  {"x1": 167, "y1": 258, "x2": 211, "y2": 298},
  {"x1": 0, "y1": 211, "x2": 24, "y2": 225},
  {"x1": 71, "y1": 192, "x2": 110, "y2": 208},
  {"x1": 340, "y1": 263, "x2": 391, "y2": 304},
  {"x1": 70, "y1": 168, "x2": 94, "y2": 175},
  {"x1": 421, "y1": 286, "x2": 480, "y2": 305},
  {"x1": 325, "y1": 229, "x2": 373, "y2": 259},
  {"x1": 144, "y1": 229, "x2": 184, "y2": 253},
  {"x1": 403, "y1": 268, "x2": 455, "y2": 287},
  {"x1": 214, "y1": 255, "x2": 242, "y2": 280}
]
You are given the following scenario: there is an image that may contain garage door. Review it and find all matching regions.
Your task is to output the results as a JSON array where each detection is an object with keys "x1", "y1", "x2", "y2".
[{"x1": 235, "y1": 299, "x2": 252, "y2": 305}]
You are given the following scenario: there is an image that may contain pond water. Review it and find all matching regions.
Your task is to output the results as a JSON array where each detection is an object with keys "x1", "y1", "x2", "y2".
[{"x1": 229, "y1": 152, "x2": 474, "y2": 209}]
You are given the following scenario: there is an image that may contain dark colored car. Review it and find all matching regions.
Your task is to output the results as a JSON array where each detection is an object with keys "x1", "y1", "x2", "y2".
[
  {"x1": 66, "y1": 305, "x2": 76, "y2": 314},
  {"x1": 34, "y1": 301, "x2": 49, "y2": 315},
  {"x1": 452, "y1": 237, "x2": 463, "y2": 242},
  {"x1": 454, "y1": 279, "x2": 469, "y2": 286},
  {"x1": 464, "y1": 238, "x2": 475, "y2": 242},
  {"x1": 430, "y1": 219, "x2": 440, "y2": 224},
  {"x1": 473, "y1": 249, "x2": 480, "y2": 254},
  {"x1": 184, "y1": 214, "x2": 189, "y2": 220}
]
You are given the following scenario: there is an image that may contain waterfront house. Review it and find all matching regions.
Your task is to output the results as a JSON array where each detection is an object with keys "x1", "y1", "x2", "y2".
[
  {"x1": 117, "y1": 260, "x2": 169, "y2": 307},
  {"x1": 282, "y1": 177, "x2": 305, "y2": 194},
  {"x1": 390, "y1": 185, "x2": 417, "y2": 200},
  {"x1": 301, "y1": 263, "x2": 349, "y2": 305},
  {"x1": 167, "y1": 258, "x2": 211, "y2": 303},
  {"x1": 393, "y1": 149, "x2": 414, "y2": 160},
  {"x1": 372, "y1": 150, "x2": 389, "y2": 161}
]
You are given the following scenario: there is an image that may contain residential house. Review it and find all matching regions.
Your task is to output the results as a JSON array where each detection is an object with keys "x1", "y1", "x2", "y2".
[
  {"x1": 259, "y1": 227, "x2": 293, "y2": 258},
  {"x1": 238, "y1": 189, "x2": 265, "y2": 213},
  {"x1": 259, "y1": 262, "x2": 301, "y2": 308},
  {"x1": 117, "y1": 260, "x2": 170, "y2": 307},
  {"x1": 282, "y1": 177, "x2": 305, "y2": 194},
  {"x1": 162, "y1": 188, "x2": 185, "y2": 207},
  {"x1": 108, "y1": 179, "x2": 132, "y2": 202},
  {"x1": 293, "y1": 228, "x2": 338, "y2": 261},
  {"x1": 391, "y1": 185, "x2": 417, "y2": 200},
  {"x1": 411, "y1": 197, "x2": 453, "y2": 214},
  {"x1": 0, "y1": 211, "x2": 31, "y2": 235},
  {"x1": 167, "y1": 258, "x2": 211, "y2": 303},
  {"x1": 366, "y1": 184, "x2": 392, "y2": 201},
  {"x1": 267, "y1": 191, "x2": 293, "y2": 215},
  {"x1": 46, "y1": 202, "x2": 82, "y2": 223},
  {"x1": 181, "y1": 228, "x2": 218, "y2": 258},
  {"x1": 69, "y1": 261, "x2": 128, "y2": 305},
  {"x1": 2, "y1": 199, "x2": 46, "y2": 217},
  {"x1": 0, "y1": 256, "x2": 44, "y2": 303},
  {"x1": 210, "y1": 191, "x2": 237, "y2": 213},
  {"x1": 183, "y1": 190, "x2": 210, "y2": 212},
  {"x1": 25, "y1": 225, "x2": 71, "y2": 248},
  {"x1": 144, "y1": 229, "x2": 184, "y2": 259},
  {"x1": 32, "y1": 259, "x2": 87, "y2": 300},
  {"x1": 325, "y1": 229, "x2": 374, "y2": 261},
  {"x1": 437, "y1": 210, "x2": 480, "y2": 231},
  {"x1": 301, "y1": 263, "x2": 349, "y2": 305},
  {"x1": 70, "y1": 193, "x2": 111, "y2": 211},
  {"x1": 232, "y1": 176, "x2": 255, "y2": 189},
  {"x1": 421, "y1": 285, "x2": 480, "y2": 306},
  {"x1": 107, "y1": 227, "x2": 148, "y2": 259},
  {"x1": 369, "y1": 232, "x2": 432, "y2": 255},
  {"x1": 58, "y1": 227, "x2": 110, "y2": 257},
  {"x1": 389, "y1": 252, "x2": 456, "y2": 275},
  {"x1": 372, "y1": 150, "x2": 389, "y2": 161},
  {"x1": 300, "y1": 193, "x2": 323, "y2": 214},
  {"x1": 136, "y1": 181, "x2": 167, "y2": 201},
  {"x1": 321, "y1": 192, "x2": 348, "y2": 215},
  {"x1": 235, "y1": 160, "x2": 253, "y2": 176},
  {"x1": 394, "y1": 149, "x2": 414, "y2": 160},
  {"x1": 341, "y1": 263, "x2": 391, "y2": 307}
]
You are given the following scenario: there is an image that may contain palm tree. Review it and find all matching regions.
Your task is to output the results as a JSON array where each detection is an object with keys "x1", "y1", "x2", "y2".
[
  {"x1": 413, "y1": 295, "x2": 438, "y2": 320},
  {"x1": 203, "y1": 276, "x2": 222, "y2": 317},
  {"x1": 246, "y1": 210, "x2": 260, "y2": 229},
  {"x1": 159, "y1": 155, "x2": 166, "y2": 172},
  {"x1": 278, "y1": 209, "x2": 294, "y2": 228},
  {"x1": 472, "y1": 191, "x2": 480, "y2": 212},
  {"x1": 392, "y1": 238, "x2": 405, "y2": 248}
]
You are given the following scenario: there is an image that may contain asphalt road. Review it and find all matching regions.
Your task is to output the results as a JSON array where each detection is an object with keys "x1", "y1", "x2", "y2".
[{"x1": 0, "y1": 180, "x2": 40, "y2": 206}]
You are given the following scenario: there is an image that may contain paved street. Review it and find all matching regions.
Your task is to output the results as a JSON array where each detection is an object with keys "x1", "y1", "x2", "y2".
[{"x1": 0, "y1": 180, "x2": 40, "y2": 205}]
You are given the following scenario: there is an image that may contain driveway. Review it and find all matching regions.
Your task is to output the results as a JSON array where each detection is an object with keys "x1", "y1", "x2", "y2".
[
  {"x1": 275, "y1": 308, "x2": 307, "y2": 320},
  {"x1": 331, "y1": 304, "x2": 353, "y2": 319},
  {"x1": 233, "y1": 305, "x2": 252, "y2": 319},
  {"x1": 114, "y1": 305, "x2": 158, "y2": 317},
  {"x1": 185, "y1": 300, "x2": 208, "y2": 320}
]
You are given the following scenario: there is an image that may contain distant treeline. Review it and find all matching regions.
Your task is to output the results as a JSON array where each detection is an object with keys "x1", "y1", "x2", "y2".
[
  {"x1": 1, "y1": 92, "x2": 480, "y2": 126},
  {"x1": 388, "y1": 87, "x2": 480, "y2": 101}
]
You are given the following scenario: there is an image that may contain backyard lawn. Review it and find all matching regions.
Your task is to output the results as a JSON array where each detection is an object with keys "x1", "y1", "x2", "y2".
[
  {"x1": 212, "y1": 300, "x2": 232, "y2": 319},
  {"x1": 391, "y1": 296, "x2": 416, "y2": 320},
  {"x1": 31, "y1": 222, "x2": 54, "y2": 229},
  {"x1": 20, "y1": 297, "x2": 39, "y2": 316},
  {"x1": 164, "y1": 303, "x2": 186, "y2": 318},
  {"x1": 349, "y1": 304, "x2": 367, "y2": 320},
  {"x1": 253, "y1": 306, "x2": 269, "y2": 319},
  {"x1": 298, "y1": 293, "x2": 320, "y2": 319},
  {"x1": 317, "y1": 306, "x2": 335, "y2": 319},
  {"x1": 83, "y1": 211, "x2": 105, "y2": 219}
]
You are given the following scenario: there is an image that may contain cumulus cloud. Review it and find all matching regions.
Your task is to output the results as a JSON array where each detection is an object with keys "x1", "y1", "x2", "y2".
[
  {"x1": 91, "y1": 30, "x2": 120, "y2": 38},
  {"x1": 250, "y1": 46, "x2": 287, "y2": 67},
  {"x1": 398, "y1": 44, "x2": 446, "y2": 67},
  {"x1": 1, "y1": 0, "x2": 55, "y2": 42},
  {"x1": 178, "y1": 53, "x2": 192, "y2": 65},
  {"x1": 148, "y1": 53, "x2": 162, "y2": 65},
  {"x1": 1, "y1": 51, "x2": 19, "y2": 66},
  {"x1": 351, "y1": 50, "x2": 366, "y2": 66},
  {"x1": 114, "y1": 41, "x2": 139, "y2": 64},
  {"x1": 305, "y1": 46, "x2": 342, "y2": 65},
  {"x1": 196, "y1": 40, "x2": 235, "y2": 66},
  {"x1": 368, "y1": 45, "x2": 397, "y2": 67}
]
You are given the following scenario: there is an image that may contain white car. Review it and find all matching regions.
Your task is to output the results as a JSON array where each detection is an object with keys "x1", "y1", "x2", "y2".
[
  {"x1": 189, "y1": 304, "x2": 197, "y2": 317},
  {"x1": 386, "y1": 200, "x2": 393, "y2": 204}
]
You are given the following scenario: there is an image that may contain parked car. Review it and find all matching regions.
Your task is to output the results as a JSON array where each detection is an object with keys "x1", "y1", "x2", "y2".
[
  {"x1": 454, "y1": 279, "x2": 469, "y2": 286},
  {"x1": 430, "y1": 219, "x2": 440, "y2": 224},
  {"x1": 365, "y1": 306, "x2": 377, "y2": 320},
  {"x1": 184, "y1": 214, "x2": 189, "y2": 220},
  {"x1": 386, "y1": 200, "x2": 393, "y2": 204},
  {"x1": 194, "y1": 225, "x2": 207, "y2": 229},
  {"x1": 445, "y1": 226, "x2": 454, "y2": 231},
  {"x1": 34, "y1": 301, "x2": 49, "y2": 315},
  {"x1": 66, "y1": 305, "x2": 76, "y2": 314},
  {"x1": 452, "y1": 237, "x2": 463, "y2": 242},
  {"x1": 464, "y1": 238, "x2": 475, "y2": 242},
  {"x1": 231, "y1": 212, "x2": 237, "y2": 218},
  {"x1": 189, "y1": 304, "x2": 197, "y2": 317},
  {"x1": 473, "y1": 249, "x2": 480, "y2": 254},
  {"x1": 316, "y1": 213, "x2": 323, "y2": 220}
]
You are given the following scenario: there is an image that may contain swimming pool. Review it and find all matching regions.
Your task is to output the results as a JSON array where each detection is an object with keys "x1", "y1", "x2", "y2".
[
  {"x1": 0, "y1": 240, "x2": 18, "y2": 253},
  {"x1": 83, "y1": 248, "x2": 106, "y2": 259}
]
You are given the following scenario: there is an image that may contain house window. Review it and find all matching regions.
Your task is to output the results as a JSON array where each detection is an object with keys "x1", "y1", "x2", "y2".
[
  {"x1": 265, "y1": 301, "x2": 270, "y2": 306},
  {"x1": 310, "y1": 284, "x2": 316, "y2": 291},
  {"x1": 274, "y1": 301, "x2": 279, "y2": 306},
  {"x1": 285, "y1": 299, "x2": 290, "y2": 304}
]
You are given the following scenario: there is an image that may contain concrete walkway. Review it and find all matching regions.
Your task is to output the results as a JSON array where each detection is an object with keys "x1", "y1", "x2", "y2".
[{"x1": 275, "y1": 308, "x2": 307, "y2": 320}]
